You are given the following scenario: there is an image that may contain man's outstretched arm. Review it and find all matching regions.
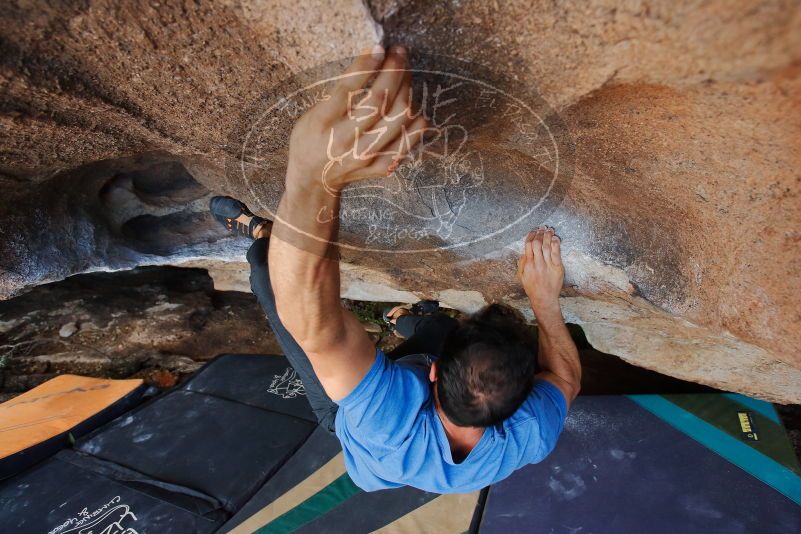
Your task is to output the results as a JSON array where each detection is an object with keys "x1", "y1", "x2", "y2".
[
  {"x1": 517, "y1": 227, "x2": 581, "y2": 407},
  {"x1": 268, "y1": 45, "x2": 428, "y2": 401}
]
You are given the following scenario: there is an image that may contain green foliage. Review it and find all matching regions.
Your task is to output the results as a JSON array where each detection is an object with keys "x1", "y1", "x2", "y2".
[{"x1": 343, "y1": 300, "x2": 392, "y2": 326}]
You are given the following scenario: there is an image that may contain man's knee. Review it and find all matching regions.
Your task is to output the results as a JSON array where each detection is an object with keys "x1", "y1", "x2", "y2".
[{"x1": 246, "y1": 237, "x2": 269, "y2": 266}]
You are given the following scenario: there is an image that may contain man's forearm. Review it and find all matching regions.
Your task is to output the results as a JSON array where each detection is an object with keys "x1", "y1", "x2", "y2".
[
  {"x1": 262, "y1": 46, "x2": 422, "y2": 400},
  {"x1": 534, "y1": 303, "x2": 582, "y2": 401},
  {"x1": 268, "y1": 177, "x2": 346, "y2": 353}
]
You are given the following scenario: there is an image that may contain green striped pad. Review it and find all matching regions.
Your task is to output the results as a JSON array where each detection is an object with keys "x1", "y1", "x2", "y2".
[
  {"x1": 256, "y1": 473, "x2": 362, "y2": 534},
  {"x1": 661, "y1": 393, "x2": 801, "y2": 475},
  {"x1": 629, "y1": 394, "x2": 801, "y2": 506},
  {"x1": 722, "y1": 392, "x2": 781, "y2": 423}
]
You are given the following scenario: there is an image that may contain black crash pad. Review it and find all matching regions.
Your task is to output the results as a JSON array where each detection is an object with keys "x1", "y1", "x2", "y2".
[
  {"x1": 182, "y1": 353, "x2": 317, "y2": 423},
  {"x1": 0, "y1": 452, "x2": 224, "y2": 533},
  {"x1": 75, "y1": 355, "x2": 318, "y2": 513}
]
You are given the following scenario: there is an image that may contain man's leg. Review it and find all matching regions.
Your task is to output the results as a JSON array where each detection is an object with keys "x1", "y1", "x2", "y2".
[
  {"x1": 386, "y1": 313, "x2": 459, "y2": 360},
  {"x1": 247, "y1": 237, "x2": 338, "y2": 432}
]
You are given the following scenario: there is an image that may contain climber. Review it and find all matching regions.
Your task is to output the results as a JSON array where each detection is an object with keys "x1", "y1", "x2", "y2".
[{"x1": 209, "y1": 44, "x2": 581, "y2": 493}]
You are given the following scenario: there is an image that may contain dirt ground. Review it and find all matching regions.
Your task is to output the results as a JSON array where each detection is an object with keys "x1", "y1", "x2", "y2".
[{"x1": 1, "y1": 266, "x2": 799, "y2": 462}]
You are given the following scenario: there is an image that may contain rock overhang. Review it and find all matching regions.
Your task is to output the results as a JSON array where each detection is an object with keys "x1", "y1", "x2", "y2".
[{"x1": 0, "y1": 0, "x2": 799, "y2": 401}]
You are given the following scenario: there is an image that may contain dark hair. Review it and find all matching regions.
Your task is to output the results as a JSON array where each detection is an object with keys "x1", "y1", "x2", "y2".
[{"x1": 436, "y1": 304, "x2": 539, "y2": 427}]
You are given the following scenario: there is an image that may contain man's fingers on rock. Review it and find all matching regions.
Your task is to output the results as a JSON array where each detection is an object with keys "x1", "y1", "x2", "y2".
[
  {"x1": 350, "y1": 109, "x2": 425, "y2": 181},
  {"x1": 353, "y1": 46, "x2": 408, "y2": 131},
  {"x1": 357, "y1": 74, "x2": 412, "y2": 154},
  {"x1": 551, "y1": 234, "x2": 562, "y2": 264},
  {"x1": 355, "y1": 153, "x2": 396, "y2": 179},
  {"x1": 531, "y1": 227, "x2": 545, "y2": 263},
  {"x1": 524, "y1": 231, "x2": 536, "y2": 259},
  {"x1": 370, "y1": 113, "x2": 422, "y2": 175},
  {"x1": 322, "y1": 45, "x2": 385, "y2": 119},
  {"x1": 357, "y1": 71, "x2": 413, "y2": 154},
  {"x1": 525, "y1": 230, "x2": 537, "y2": 244},
  {"x1": 542, "y1": 228, "x2": 554, "y2": 262},
  {"x1": 357, "y1": 112, "x2": 423, "y2": 174},
  {"x1": 388, "y1": 115, "x2": 428, "y2": 159}
]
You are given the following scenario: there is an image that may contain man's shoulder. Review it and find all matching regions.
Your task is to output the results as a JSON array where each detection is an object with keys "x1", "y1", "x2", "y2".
[{"x1": 336, "y1": 351, "x2": 432, "y2": 437}]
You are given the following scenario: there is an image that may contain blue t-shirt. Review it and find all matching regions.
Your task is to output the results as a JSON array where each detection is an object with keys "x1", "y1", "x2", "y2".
[{"x1": 334, "y1": 349, "x2": 567, "y2": 493}]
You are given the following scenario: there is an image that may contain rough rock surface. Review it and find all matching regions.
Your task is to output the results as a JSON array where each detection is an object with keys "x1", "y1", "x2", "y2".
[
  {"x1": 1, "y1": 1, "x2": 800, "y2": 401},
  {"x1": 0, "y1": 266, "x2": 282, "y2": 397}
]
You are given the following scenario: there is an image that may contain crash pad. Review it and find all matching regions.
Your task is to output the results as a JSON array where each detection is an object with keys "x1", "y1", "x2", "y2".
[
  {"x1": 75, "y1": 355, "x2": 318, "y2": 513},
  {"x1": 0, "y1": 354, "x2": 319, "y2": 532},
  {"x1": 0, "y1": 374, "x2": 146, "y2": 479},
  {"x1": 479, "y1": 394, "x2": 801, "y2": 534},
  {"x1": 0, "y1": 451, "x2": 225, "y2": 532},
  {"x1": 182, "y1": 353, "x2": 318, "y2": 423},
  {"x1": 223, "y1": 426, "x2": 483, "y2": 534},
  {"x1": 4, "y1": 354, "x2": 797, "y2": 533}
]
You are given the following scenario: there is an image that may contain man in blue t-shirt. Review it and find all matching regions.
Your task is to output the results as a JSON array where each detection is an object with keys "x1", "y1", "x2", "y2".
[{"x1": 211, "y1": 44, "x2": 581, "y2": 494}]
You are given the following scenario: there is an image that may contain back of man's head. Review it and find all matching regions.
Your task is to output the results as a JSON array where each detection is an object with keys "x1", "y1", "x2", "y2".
[{"x1": 436, "y1": 304, "x2": 538, "y2": 427}]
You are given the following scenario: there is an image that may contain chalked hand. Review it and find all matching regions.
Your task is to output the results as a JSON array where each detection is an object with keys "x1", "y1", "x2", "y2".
[
  {"x1": 517, "y1": 226, "x2": 565, "y2": 317},
  {"x1": 285, "y1": 44, "x2": 430, "y2": 193}
]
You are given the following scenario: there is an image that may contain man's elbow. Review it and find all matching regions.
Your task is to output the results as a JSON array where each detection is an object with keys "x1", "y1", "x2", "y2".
[
  {"x1": 567, "y1": 362, "x2": 582, "y2": 401},
  {"x1": 274, "y1": 299, "x2": 345, "y2": 354},
  {"x1": 568, "y1": 380, "x2": 581, "y2": 402}
]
